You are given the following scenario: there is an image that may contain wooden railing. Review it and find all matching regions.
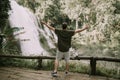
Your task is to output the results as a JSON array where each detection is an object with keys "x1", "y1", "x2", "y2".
[{"x1": 0, "y1": 54, "x2": 120, "y2": 75}]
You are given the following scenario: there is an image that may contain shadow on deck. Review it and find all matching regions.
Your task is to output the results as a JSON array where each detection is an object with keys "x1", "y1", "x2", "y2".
[{"x1": 0, "y1": 67, "x2": 118, "y2": 80}]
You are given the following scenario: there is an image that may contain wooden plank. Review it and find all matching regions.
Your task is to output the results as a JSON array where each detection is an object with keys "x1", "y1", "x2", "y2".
[
  {"x1": 0, "y1": 54, "x2": 55, "y2": 59},
  {"x1": 70, "y1": 56, "x2": 92, "y2": 60},
  {"x1": 0, "y1": 55, "x2": 92, "y2": 60},
  {"x1": 94, "y1": 57, "x2": 120, "y2": 62},
  {"x1": 0, "y1": 55, "x2": 120, "y2": 62},
  {"x1": 90, "y1": 57, "x2": 96, "y2": 75},
  {"x1": 37, "y1": 59, "x2": 43, "y2": 69}
]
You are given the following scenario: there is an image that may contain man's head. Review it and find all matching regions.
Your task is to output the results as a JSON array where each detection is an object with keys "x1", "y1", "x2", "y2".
[{"x1": 62, "y1": 22, "x2": 67, "y2": 29}]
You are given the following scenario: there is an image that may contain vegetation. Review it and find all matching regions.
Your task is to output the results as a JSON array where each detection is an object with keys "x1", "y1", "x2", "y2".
[
  {"x1": 0, "y1": 58, "x2": 38, "y2": 69},
  {"x1": 96, "y1": 64, "x2": 120, "y2": 79},
  {"x1": 0, "y1": 0, "x2": 11, "y2": 31},
  {"x1": 0, "y1": 0, "x2": 10, "y2": 52},
  {"x1": 0, "y1": 0, "x2": 21, "y2": 73},
  {"x1": 44, "y1": 0, "x2": 71, "y2": 27},
  {"x1": 17, "y1": 0, "x2": 40, "y2": 13},
  {"x1": 0, "y1": 0, "x2": 20, "y2": 55}
]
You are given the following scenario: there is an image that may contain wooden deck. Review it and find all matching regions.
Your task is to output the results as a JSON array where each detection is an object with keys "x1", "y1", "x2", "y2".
[{"x1": 0, "y1": 67, "x2": 118, "y2": 80}]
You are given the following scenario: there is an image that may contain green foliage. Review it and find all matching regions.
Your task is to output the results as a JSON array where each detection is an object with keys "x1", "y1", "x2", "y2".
[
  {"x1": 1, "y1": 26, "x2": 21, "y2": 55},
  {"x1": 113, "y1": 0, "x2": 120, "y2": 14},
  {"x1": 44, "y1": 0, "x2": 71, "y2": 26},
  {"x1": 44, "y1": 0, "x2": 61, "y2": 25},
  {"x1": 89, "y1": 12, "x2": 97, "y2": 25},
  {"x1": 41, "y1": 60, "x2": 54, "y2": 70},
  {"x1": 68, "y1": 62, "x2": 89, "y2": 74},
  {"x1": 39, "y1": 33, "x2": 50, "y2": 51},
  {"x1": 0, "y1": 58, "x2": 38, "y2": 69},
  {"x1": 0, "y1": 0, "x2": 20, "y2": 55},
  {"x1": 0, "y1": 1, "x2": 22, "y2": 69},
  {"x1": 0, "y1": 0, "x2": 11, "y2": 31},
  {"x1": 81, "y1": 0, "x2": 91, "y2": 7},
  {"x1": 17, "y1": 0, "x2": 25, "y2": 6},
  {"x1": 17, "y1": 0, "x2": 40, "y2": 13},
  {"x1": 27, "y1": 0, "x2": 40, "y2": 13},
  {"x1": 96, "y1": 66, "x2": 120, "y2": 79}
]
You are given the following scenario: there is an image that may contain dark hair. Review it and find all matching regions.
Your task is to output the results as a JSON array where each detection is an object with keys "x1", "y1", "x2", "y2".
[{"x1": 62, "y1": 22, "x2": 67, "y2": 29}]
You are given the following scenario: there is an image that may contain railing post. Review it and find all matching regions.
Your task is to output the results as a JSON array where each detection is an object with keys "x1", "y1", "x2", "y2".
[
  {"x1": 37, "y1": 59, "x2": 42, "y2": 69},
  {"x1": 90, "y1": 57, "x2": 96, "y2": 75}
]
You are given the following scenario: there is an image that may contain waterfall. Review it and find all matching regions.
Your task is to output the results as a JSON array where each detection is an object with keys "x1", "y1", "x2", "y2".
[{"x1": 8, "y1": 0, "x2": 49, "y2": 56}]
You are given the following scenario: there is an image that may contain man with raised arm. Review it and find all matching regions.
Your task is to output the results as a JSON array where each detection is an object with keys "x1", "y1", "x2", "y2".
[{"x1": 41, "y1": 21, "x2": 89, "y2": 77}]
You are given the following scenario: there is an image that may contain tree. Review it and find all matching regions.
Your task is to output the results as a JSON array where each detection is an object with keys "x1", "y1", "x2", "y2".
[
  {"x1": 0, "y1": 0, "x2": 11, "y2": 52},
  {"x1": 0, "y1": 0, "x2": 20, "y2": 54},
  {"x1": 0, "y1": 0, "x2": 11, "y2": 32},
  {"x1": 44, "y1": 0, "x2": 70, "y2": 27}
]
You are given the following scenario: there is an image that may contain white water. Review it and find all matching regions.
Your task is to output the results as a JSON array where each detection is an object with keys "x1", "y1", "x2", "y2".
[{"x1": 9, "y1": 0, "x2": 47, "y2": 56}]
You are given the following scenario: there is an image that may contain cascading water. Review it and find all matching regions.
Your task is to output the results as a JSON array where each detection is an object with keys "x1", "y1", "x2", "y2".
[{"x1": 8, "y1": 0, "x2": 53, "y2": 56}]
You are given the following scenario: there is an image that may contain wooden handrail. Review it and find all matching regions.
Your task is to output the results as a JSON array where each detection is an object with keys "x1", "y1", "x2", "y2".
[
  {"x1": 94, "y1": 57, "x2": 120, "y2": 62},
  {"x1": 0, "y1": 54, "x2": 55, "y2": 59},
  {"x1": 0, "y1": 55, "x2": 119, "y2": 62}
]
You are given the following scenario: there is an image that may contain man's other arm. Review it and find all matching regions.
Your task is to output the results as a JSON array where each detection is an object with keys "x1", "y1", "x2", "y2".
[
  {"x1": 75, "y1": 24, "x2": 89, "y2": 34},
  {"x1": 41, "y1": 21, "x2": 55, "y2": 31}
]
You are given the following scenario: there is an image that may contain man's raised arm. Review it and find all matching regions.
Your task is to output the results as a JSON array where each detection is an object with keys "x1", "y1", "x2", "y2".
[
  {"x1": 41, "y1": 21, "x2": 55, "y2": 31},
  {"x1": 75, "y1": 24, "x2": 89, "y2": 34}
]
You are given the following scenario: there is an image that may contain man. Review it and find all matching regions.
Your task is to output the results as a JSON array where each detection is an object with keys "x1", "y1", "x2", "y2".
[{"x1": 41, "y1": 21, "x2": 89, "y2": 77}]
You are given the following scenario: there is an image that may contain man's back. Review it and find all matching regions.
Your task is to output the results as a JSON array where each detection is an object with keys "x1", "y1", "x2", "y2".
[{"x1": 55, "y1": 29, "x2": 74, "y2": 52}]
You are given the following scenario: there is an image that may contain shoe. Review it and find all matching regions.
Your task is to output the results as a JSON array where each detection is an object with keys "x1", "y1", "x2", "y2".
[
  {"x1": 65, "y1": 71, "x2": 68, "y2": 75},
  {"x1": 51, "y1": 71, "x2": 58, "y2": 77}
]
